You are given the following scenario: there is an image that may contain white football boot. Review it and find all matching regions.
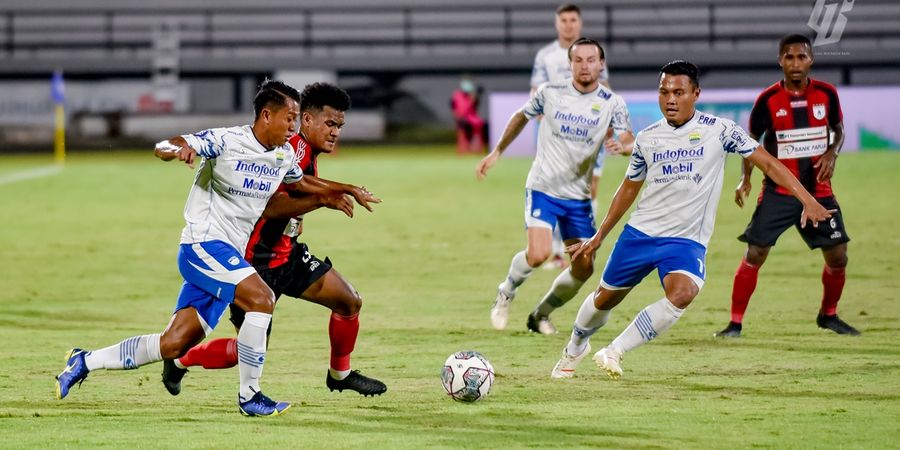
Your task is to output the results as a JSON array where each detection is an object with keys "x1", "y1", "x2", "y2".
[
  {"x1": 490, "y1": 288, "x2": 514, "y2": 330},
  {"x1": 550, "y1": 343, "x2": 591, "y2": 379},
  {"x1": 593, "y1": 347, "x2": 623, "y2": 380}
]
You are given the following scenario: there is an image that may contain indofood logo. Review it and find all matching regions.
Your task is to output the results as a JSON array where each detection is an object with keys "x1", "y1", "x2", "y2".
[
  {"x1": 652, "y1": 147, "x2": 705, "y2": 164},
  {"x1": 234, "y1": 160, "x2": 281, "y2": 178},
  {"x1": 808, "y1": 0, "x2": 854, "y2": 47},
  {"x1": 553, "y1": 111, "x2": 601, "y2": 126}
]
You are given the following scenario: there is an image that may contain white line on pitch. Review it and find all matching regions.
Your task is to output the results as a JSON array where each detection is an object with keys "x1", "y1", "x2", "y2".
[{"x1": 0, "y1": 165, "x2": 63, "y2": 186}]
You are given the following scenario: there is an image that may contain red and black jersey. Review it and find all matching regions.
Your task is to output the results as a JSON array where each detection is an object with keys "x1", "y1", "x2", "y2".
[
  {"x1": 244, "y1": 134, "x2": 319, "y2": 269},
  {"x1": 749, "y1": 78, "x2": 842, "y2": 197}
]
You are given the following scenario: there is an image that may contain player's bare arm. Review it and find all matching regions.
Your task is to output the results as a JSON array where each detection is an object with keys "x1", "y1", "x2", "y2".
[
  {"x1": 815, "y1": 122, "x2": 844, "y2": 183},
  {"x1": 605, "y1": 131, "x2": 635, "y2": 156},
  {"x1": 290, "y1": 174, "x2": 381, "y2": 212},
  {"x1": 476, "y1": 111, "x2": 529, "y2": 179},
  {"x1": 262, "y1": 191, "x2": 354, "y2": 220},
  {"x1": 734, "y1": 132, "x2": 760, "y2": 208},
  {"x1": 154, "y1": 136, "x2": 198, "y2": 168},
  {"x1": 569, "y1": 177, "x2": 644, "y2": 260},
  {"x1": 746, "y1": 146, "x2": 834, "y2": 228}
]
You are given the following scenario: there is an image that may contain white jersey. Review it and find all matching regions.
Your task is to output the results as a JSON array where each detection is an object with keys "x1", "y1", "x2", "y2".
[
  {"x1": 179, "y1": 125, "x2": 303, "y2": 251},
  {"x1": 530, "y1": 40, "x2": 610, "y2": 87},
  {"x1": 521, "y1": 80, "x2": 631, "y2": 200},
  {"x1": 625, "y1": 111, "x2": 759, "y2": 247}
]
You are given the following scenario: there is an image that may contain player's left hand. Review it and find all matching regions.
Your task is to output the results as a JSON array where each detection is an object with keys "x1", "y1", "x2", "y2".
[
  {"x1": 348, "y1": 186, "x2": 381, "y2": 212},
  {"x1": 604, "y1": 138, "x2": 625, "y2": 155},
  {"x1": 814, "y1": 150, "x2": 838, "y2": 182},
  {"x1": 799, "y1": 202, "x2": 836, "y2": 229},
  {"x1": 321, "y1": 193, "x2": 355, "y2": 218}
]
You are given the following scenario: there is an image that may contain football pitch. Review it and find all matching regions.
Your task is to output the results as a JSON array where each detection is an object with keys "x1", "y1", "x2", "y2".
[{"x1": 1, "y1": 146, "x2": 898, "y2": 449}]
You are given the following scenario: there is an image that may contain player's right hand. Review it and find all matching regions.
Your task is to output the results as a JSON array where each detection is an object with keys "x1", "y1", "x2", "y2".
[
  {"x1": 475, "y1": 151, "x2": 500, "y2": 180},
  {"x1": 349, "y1": 186, "x2": 381, "y2": 213},
  {"x1": 734, "y1": 177, "x2": 752, "y2": 208},
  {"x1": 799, "y1": 202, "x2": 835, "y2": 229},
  {"x1": 567, "y1": 237, "x2": 601, "y2": 261}
]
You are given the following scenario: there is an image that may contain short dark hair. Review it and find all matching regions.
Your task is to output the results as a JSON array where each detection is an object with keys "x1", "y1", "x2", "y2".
[
  {"x1": 556, "y1": 3, "x2": 581, "y2": 16},
  {"x1": 660, "y1": 60, "x2": 700, "y2": 88},
  {"x1": 253, "y1": 79, "x2": 301, "y2": 119},
  {"x1": 567, "y1": 37, "x2": 605, "y2": 61},
  {"x1": 779, "y1": 34, "x2": 812, "y2": 55},
  {"x1": 299, "y1": 82, "x2": 352, "y2": 113}
]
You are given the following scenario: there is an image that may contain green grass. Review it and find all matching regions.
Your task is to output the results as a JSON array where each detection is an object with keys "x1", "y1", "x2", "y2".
[{"x1": 1, "y1": 147, "x2": 898, "y2": 449}]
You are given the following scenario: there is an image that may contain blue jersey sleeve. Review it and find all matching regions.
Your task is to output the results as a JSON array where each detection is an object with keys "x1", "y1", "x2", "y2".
[
  {"x1": 282, "y1": 147, "x2": 303, "y2": 184},
  {"x1": 530, "y1": 51, "x2": 549, "y2": 88},
  {"x1": 521, "y1": 84, "x2": 546, "y2": 119},
  {"x1": 625, "y1": 137, "x2": 648, "y2": 181},
  {"x1": 610, "y1": 96, "x2": 633, "y2": 135},
  {"x1": 719, "y1": 119, "x2": 759, "y2": 158},
  {"x1": 182, "y1": 128, "x2": 228, "y2": 159}
]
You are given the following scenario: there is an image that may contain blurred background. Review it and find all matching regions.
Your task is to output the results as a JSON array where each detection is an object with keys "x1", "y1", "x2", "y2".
[{"x1": 0, "y1": 0, "x2": 898, "y2": 153}]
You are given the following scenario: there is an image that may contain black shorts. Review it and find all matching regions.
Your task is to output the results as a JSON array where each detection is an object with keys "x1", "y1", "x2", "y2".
[
  {"x1": 738, "y1": 191, "x2": 850, "y2": 250},
  {"x1": 229, "y1": 243, "x2": 332, "y2": 331}
]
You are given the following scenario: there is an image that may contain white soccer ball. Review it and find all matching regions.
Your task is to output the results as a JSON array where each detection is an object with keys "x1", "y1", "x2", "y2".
[{"x1": 441, "y1": 351, "x2": 494, "y2": 402}]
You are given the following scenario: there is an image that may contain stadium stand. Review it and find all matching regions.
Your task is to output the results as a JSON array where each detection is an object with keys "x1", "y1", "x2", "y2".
[{"x1": 0, "y1": 0, "x2": 898, "y2": 80}]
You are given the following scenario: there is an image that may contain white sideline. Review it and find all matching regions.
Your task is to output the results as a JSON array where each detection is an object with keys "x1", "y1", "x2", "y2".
[{"x1": 0, "y1": 165, "x2": 62, "y2": 186}]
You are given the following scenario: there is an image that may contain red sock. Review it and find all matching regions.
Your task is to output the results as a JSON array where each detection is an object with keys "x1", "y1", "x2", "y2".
[
  {"x1": 178, "y1": 338, "x2": 238, "y2": 369},
  {"x1": 820, "y1": 265, "x2": 846, "y2": 316},
  {"x1": 328, "y1": 312, "x2": 359, "y2": 372},
  {"x1": 731, "y1": 258, "x2": 761, "y2": 324}
]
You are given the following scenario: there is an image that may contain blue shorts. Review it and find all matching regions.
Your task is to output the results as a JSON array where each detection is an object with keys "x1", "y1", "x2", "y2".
[
  {"x1": 600, "y1": 225, "x2": 707, "y2": 290},
  {"x1": 175, "y1": 240, "x2": 256, "y2": 335},
  {"x1": 524, "y1": 189, "x2": 595, "y2": 241}
]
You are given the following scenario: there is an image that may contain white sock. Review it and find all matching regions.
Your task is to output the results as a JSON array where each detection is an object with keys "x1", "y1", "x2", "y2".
[
  {"x1": 329, "y1": 368, "x2": 351, "y2": 380},
  {"x1": 238, "y1": 311, "x2": 271, "y2": 401},
  {"x1": 610, "y1": 297, "x2": 684, "y2": 354},
  {"x1": 535, "y1": 268, "x2": 585, "y2": 317},
  {"x1": 565, "y1": 292, "x2": 610, "y2": 356},
  {"x1": 84, "y1": 334, "x2": 162, "y2": 371},
  {"x1": 498, "y1": 250, "x2": 533, "y2": 295}
]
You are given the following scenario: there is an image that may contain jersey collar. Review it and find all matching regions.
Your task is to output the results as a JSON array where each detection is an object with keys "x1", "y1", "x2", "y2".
[
  {"x1": 662, "y1": 111, "x2": 699, "y2": 133},
  {"x1": 779, "y1": 78, "x2": 813, "y2": 96},
  {"x1": 567, "y1": 79, "x2": 602, "y2": 97}
]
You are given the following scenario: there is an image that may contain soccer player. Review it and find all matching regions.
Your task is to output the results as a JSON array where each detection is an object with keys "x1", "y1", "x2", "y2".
[
  {"x1": 162, "y1": 83, "x2": 387, "y2": 397},
  {"x1": 550, "y1": 61, "x2": 834, "y2": 379},
  {"x1": 55, "y1": 80, "x2": 377, "y2": 416},
  {"x1": 531, "y1": 3, "x2": 617, "y2": 267},
  {"x1": 715, "y1": 34, "x2": 859, "y2": 337},
  {"x1": 477, "y1": 38, "x2": 634, "y2": 335}
]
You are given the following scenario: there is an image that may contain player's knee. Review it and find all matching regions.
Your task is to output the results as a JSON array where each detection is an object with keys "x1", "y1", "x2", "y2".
[
  {"x1": 571, "y1": 259, "x2": 593, "y2": 280},
  {"x1": 667, "y1": 285, "x2": 699, "y2": 309},
  {"x1": 159, "y1": 333, "x2": 194, "y2": 360},
  {"x1": 244, "y1": 286, "x2": 276, "y2": 313},
  {"x1": 745, "y1": 246, "x2": 769, "y2": 266},
  {"x1": 336, "y1": 290, "x2": 362, "y2": 316},
  {"x1": 825, "y1": 251, "x2": 848, "y2": 268},
  {"x1": 526, "y1": 247, "x2": 551, "y2": 266}
]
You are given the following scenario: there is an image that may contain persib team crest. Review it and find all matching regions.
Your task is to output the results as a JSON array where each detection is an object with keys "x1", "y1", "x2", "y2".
[
  {"x1": 812, "y1": 103, "x2": 826, "y2": 120},
  {"x1": 689, "y1": 131, "x2": 702, "y2": 146},
  {"x1": 591, "y1": 103, "x2": 602, "y2": 115}
]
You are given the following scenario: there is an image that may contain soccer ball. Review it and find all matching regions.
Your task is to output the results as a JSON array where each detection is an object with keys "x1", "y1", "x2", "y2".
[{"x1": 441, "y1": 351, "x2": 494, "y2": 402}]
